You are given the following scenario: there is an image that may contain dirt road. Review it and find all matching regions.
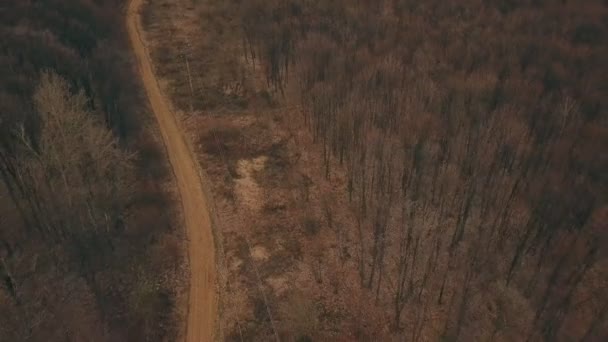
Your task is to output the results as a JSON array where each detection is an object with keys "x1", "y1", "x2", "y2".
[{"x1": 126, "y1": 0, "x2": 217, "y2": 341}]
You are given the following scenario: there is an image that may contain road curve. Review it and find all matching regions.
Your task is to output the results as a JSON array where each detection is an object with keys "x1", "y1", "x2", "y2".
[{"x1": 126, "y1": 1, "x2": 217, "y2": 341}]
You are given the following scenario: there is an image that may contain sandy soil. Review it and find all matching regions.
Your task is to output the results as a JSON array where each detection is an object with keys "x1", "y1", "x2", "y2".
[{"x1": 126, "y1": 1, "x2": 218, "y2": 341}]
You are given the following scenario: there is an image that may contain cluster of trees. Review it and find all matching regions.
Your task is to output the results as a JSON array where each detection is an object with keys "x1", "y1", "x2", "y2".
[
  {"x1": 1, "y1": 1, "x2": 179, "y2": 340},
  {"x1": 229, "y1": 0, "x2": 607, "y2": 339}
]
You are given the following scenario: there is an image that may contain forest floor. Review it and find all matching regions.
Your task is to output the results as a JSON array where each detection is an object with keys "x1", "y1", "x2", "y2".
[
  {"x1": 126, "y1": 0, "x2": 218, "y2": 341},
  {"x1": 129, "y1": 0, "x2": 607, "y2": 340}
]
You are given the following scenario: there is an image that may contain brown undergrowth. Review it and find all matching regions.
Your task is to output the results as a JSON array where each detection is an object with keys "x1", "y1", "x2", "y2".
[
  {"x1": 142, "y1": 0, "x2": 389, "y2": 340},
  {"x1": 142, "y1": 0, "x2": 607, "y2": 340}
]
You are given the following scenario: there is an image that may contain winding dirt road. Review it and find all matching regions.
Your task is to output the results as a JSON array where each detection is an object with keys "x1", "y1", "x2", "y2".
[{"x1": 126, "y1": 0, "x2": 217, "y2": 341}]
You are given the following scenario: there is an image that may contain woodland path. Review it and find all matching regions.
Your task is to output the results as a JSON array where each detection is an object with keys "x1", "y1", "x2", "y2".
[{"x1": 127, "y1": 0, "x2": 217, "y2": 340}]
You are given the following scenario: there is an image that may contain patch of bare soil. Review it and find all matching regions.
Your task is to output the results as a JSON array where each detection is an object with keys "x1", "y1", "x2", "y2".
[{"x1": 235, "y1": 156, "x2": 267, "y2": 212}]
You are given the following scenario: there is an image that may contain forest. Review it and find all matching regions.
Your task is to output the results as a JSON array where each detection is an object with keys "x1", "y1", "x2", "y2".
[
  {"x1": 212, "y1": 0, "x2": 607, "y2": 339},
  {"x1": 0, "y1": 0, "x2": 181, "y2": 340},
  {"x1": 1, "y1": 0, "x2": 606, "y2": 340}
]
